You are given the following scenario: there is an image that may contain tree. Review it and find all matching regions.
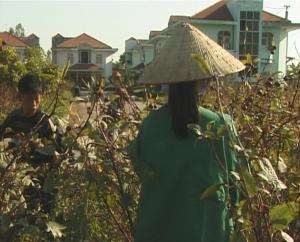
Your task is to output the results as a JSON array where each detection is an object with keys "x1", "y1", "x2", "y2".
[
  {"x1": 119, "y1": 52, "x2": 125, "y2": 65},
  {"x1": 8, "y1": 23, "x2": 25, "y2": 37},
  {"x1": 23, "y1": 47, "x2": 60, "y2": 90},
  {"x1": 8, "y1": 27, "x2": 15, "y2": 35},
  {"x1": 15, "y1": 23, "x2": 25, "y2": 37},
  {"x1": 0, "y1": 47, "x2": 26, "y2": 84},
  {"x1": 0, "y1": 46, "x2": 60, "y2": 89}
]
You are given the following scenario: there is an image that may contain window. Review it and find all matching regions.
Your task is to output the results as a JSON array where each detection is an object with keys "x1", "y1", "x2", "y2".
[
  {"x1": 239, "y1": 11, "x2": 260, "y2": 60},
  {"x1": 96, "y1": 54, "x2": 102, "y2": 64},
  {"x1": 262, "y1": 32, "x2": 274, "y2": 51},
  {"x1": 79, "y1": 50, "x2": 91, "y2": 63},
  {"x1": 217, "y1": 31, "x2": 231, "y2": 49},
  {"x1": 67, "y1": 53, "x2": 74, "y2": 64}
]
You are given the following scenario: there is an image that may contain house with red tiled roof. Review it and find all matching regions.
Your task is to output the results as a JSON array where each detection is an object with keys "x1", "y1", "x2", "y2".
[
  {"x1": 0, "y1": 32, "x2": 39, "y2": 59},
  {"x1": 52, "y1": 33, "x2": 117, "y2": 84},
  {"x1": 125, "y1": 0, "x2": 300, "y2": 76}
]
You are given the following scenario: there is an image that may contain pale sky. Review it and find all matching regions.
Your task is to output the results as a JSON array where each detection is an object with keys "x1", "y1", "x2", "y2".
[{"x1": 0, "y1": 0, "x2": 300, "y2": 62}]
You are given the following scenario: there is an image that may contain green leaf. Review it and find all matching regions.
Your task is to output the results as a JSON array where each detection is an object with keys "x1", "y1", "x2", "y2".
[
  {"x1": 217, "y1": 124, "x2": 226, "y2": 137},
  {"x1": 46, "y1": 221, "x2": 66, "y2": 238},
  {"x1": 270, "y1": 202, "x2": 299, "y2": 231},
  {"x1": 22, "y1": 175, "x2": 34, "y2": 186},
  {"x1": 61, "y1": 62, "x2": 70, "y2": 80},
  {"x1": 34, "y1": 146, "x2": 55, "y2": 156},
  {"x1": 200, "y1": 183, "x2": 222, "y2": 200},
  {"x1": 241, "y1": 168, "x2": 256, "y2": 197}
]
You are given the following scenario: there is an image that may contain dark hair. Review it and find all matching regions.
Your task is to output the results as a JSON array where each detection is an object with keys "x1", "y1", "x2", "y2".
[
  {"x1": 168, "y1": 81, "x2": 199, "y2": 138},
  {"x1": 18, "y1": 74, "x2": 42, "y2": 94}
]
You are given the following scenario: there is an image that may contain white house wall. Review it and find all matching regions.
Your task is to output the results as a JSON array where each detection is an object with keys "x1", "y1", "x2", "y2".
[
  {"x1": 105, "y1": 60, "x2": 113, "y2": 78},
  {"x1": 260, "y1": 27, "x2": 278, "y2": 73},
  {"x1": 227, "y1": 0, "x2": 263, "y2": 19},
  {"x1": 143, "y1": 46, "x2": 154, "y2": 65},
  {"x1": 56, "y1": 49, "x2": 77, "y2": 68},
  {"x1": 55, "y1": 48, "x2": 115, "y2": 78},
  {"x1": 125, "y1": 39, "x2": 138, "y2": 51},
  {"x1": 278, "y1": 30, "x2": 288, "y2": 74},
  {"x1": 132, "y1": 51, "x2": 141, "y2": 68}
]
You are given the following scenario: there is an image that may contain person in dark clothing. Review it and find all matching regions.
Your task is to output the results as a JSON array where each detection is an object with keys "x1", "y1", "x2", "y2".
[
  {"x1": 0, "y1": 74, "x2": 60, "y2": 214},
  {"x1": 0, "y1": 74, "x2": 54, "y2": 141}
]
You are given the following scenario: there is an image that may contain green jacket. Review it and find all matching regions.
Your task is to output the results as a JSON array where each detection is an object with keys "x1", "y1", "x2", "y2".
[{"x1": 128, "y1": 105, "x2": 240, "y2": 242}]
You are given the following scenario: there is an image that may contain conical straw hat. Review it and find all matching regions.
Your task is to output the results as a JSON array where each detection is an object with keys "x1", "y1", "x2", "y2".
[{"x1": 137, "y1": 23, "x2": 245, "y2": 85}]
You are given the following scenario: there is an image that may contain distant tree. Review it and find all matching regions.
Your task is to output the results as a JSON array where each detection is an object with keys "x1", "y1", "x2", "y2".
[
  {"x1": 46, "y1": 50, "x2": 52, "y2": 60},
  {"x1": 14, "y1": 23, "x2": 25, "y2": 37},
  {"x1": 8, "y1": 27, "x2": 15, "y2": 35},
  {"x1": 8, "y1": 23, "x2": 25, "y2": 37},
  {"x1": 119, "y1": 52, "x2": 125, "y2": 65}
]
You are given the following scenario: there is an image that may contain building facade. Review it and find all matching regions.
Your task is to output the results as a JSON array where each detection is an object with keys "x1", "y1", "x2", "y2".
[
  {"x1": 52, "y1": 33, "x2": 117, "y2": 84},
  {"x1": 125, "y1": 0, "x2": 300, "y2": 76}
]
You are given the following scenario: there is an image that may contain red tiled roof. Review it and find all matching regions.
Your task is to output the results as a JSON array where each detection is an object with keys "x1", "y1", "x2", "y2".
[
  {"x1": 192, "y1": 0, "x2": 234, "y2": 21},
  {"x1": 57, "y1": 33, "x2": 112, "y2": 49},
  {"x1": 69, "y1": 63, "x2": 103, "y2": 71},
  {"x1": 0, "y1": 32, "x2": 29, "y2": 47},
  {"x1": 263, "y1": 11, "x2": 286, "y2": 22},
  {"x1": 149, "y1": 31, "x2": 161, "y2": 39},
  {"x1": 190, "y1": 1, "x2": 286, "y2": 22}
]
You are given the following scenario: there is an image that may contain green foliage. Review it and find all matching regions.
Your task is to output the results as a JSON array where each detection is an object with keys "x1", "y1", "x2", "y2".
[
  {"x1": 0, "y1": 47, "x2": 26, "y2": 84},
  {"x1": 8, "y1": 23, "x2": 25, "y2": 37},
  {"x1": 270, "y1": 202, "x2": 299, "y2": 231},
  {"x1": 1, "y1": 62, "x2": 300, "y2": 241},
  {"x1": 24, "y1": 47, "x2": 60, "y2": 90}
]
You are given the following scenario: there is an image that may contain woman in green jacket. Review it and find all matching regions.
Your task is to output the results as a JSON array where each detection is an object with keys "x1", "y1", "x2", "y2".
[{"x1": 128, "y1": 23, "x2": 245, "y2": 242}]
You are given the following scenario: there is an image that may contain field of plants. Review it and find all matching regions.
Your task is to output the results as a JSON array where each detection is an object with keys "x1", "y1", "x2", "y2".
[{"x1": 0, "y1": 52, "x2": 300, "y2": 241}]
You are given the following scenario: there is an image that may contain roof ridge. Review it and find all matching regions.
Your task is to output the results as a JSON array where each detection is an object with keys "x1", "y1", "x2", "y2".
[
  {"x1": 192, "y1": 0, "x2": 228, "y2": 18},
  {"x1": 58, "y1": 33, "x2": 112, "y2": 49},
  {"x1": 191, "y1": 0, "x2": 233, "y2": 21}
]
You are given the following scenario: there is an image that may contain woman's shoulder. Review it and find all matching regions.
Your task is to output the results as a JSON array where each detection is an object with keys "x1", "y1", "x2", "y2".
[
  {"x1": 140, "y1": 105, "x2": 170, "y2": 132},
  {"x1": 198, "y1": 106, "x2": 232, "y2": 126},
  {"x1": 144, "y1": 105, "x2": 169, "y2": 121}
]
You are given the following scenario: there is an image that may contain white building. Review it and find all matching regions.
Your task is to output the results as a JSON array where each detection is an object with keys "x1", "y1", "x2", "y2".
[
  {"x1": 125, "y1": 0, "x2": 300, "y2": 76},
  {"x1": 52, "y1": 33, "x2": 117, "y2": 84}
]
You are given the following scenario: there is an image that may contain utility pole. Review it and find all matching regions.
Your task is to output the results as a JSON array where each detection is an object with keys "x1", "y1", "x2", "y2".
[
  {"x1": 284, "y1": 5, "x2": 290, "y2": 20},
  {"x1": 284, "y1": 5, "x2": 291, "y2": 75}
]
